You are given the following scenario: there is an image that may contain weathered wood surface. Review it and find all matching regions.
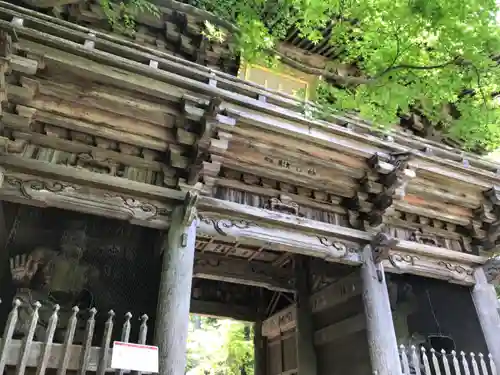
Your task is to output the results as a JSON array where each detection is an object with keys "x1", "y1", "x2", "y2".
[
  {"x1": 262, "y1": 272, "x2": 361, "y2": 338},
  {"x1": 0, "y1": 162, "x2": 484, "y2": 285},
  {"x1": 294, "y1": 256, "x2": 318, "y2": 375},
  {"x1": 360, "y1": 245, "x2": 401, "y2": 375},
  {"x1": 193, "y1": 252, "x2": 295, "y2": 292},
  {"x1": 154, "y1": 196, "x2": 198, "y2": 375},
  {"x1": 0, "y1": 2, "x2": 496, "y2": 288},
  {"x1": 471, "y1": 267, "x2": 500, "y2": 369}
]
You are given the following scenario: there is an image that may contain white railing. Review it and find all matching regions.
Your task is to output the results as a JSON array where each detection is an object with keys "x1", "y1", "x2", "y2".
[{"x1": 399, "y1": 345, "x2": 498, "y2": 375}]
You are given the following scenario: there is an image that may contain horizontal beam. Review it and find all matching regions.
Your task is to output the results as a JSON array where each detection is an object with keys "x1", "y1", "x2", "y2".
[
  {"x1": 263, "y1": 273, "x2": 361, "y2": 337},
  {"x1": 2, "y1": 13, "x2": 497, "y2": 192},
  {"x1": 0, "y1": 165, "x2": 485, "y2": 285},
  {"x1": 193, "y1": 252, "x2": 294, "y2": 292},
  {"x1": 190, "y1": 299, "x2": 256, "y2": 321}
]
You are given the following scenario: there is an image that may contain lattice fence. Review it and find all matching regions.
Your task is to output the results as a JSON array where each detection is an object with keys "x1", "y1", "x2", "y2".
[
  {"x1": 0, "y1": 299, "x2": 150, "y2": 374},
  {"x1": 399, "y1": 345, "x2": 497, "y2": 375}
]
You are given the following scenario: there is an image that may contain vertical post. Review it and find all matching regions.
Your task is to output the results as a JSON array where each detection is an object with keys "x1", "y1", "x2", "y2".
[
  {"x1": 471, "y1": 263, "x2": 500, "y2": 368},
  {"x1": 155, "y1": 192, "x2": 199, "y2": 375},
  {"x1": 254, "y1": 291, "x2": 267, "y2": 375},
  {"x1": 361, "y1": 234, "x2": 401, "y2": 375},
  {"x1": 294, "y1": 255, "x2": 317, "y2": 375}
]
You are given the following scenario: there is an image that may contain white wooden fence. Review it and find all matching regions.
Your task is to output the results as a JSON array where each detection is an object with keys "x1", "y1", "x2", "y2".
[{"x1": 399, "y1": 345, "x2": 497, "y2": 375}]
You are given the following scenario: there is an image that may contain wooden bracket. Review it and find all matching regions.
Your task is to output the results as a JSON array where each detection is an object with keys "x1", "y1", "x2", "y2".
[
  {"x1": 181, "y1": 190, "x2": 199, "y2": 226},
  {"x1": 365, "y1": 152, "x2": 415, "y2": 228},
  {"x1": 484, "y1": 257, "x2": 500, "y2": 284},
  {"x1": 370, "y1": 232, "x2": 399, "y2": 265}
]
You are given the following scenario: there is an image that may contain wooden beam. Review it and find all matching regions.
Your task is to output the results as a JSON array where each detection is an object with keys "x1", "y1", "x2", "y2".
[
  {"x1": 190, "y1": 300, "x2": 256, "y2": 322},
  {"x1": 0, "y1": 165, "x2": 484, "y2": 285},
  {"x1": 193, "y1": 252, "x2": 294, "y2": 292},
  {"x1": 314, "y1": 314, "x2": 365, "y2": 346},
  {"x1": 262, "y1": 272, "x2": 361, "y2": 338},
  {"x1": 0, "y1": 155, "x2": 185, "y2": 202}
]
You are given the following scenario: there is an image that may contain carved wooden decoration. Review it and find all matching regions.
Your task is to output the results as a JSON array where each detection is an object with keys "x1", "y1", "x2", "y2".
[
  {"x1": 370, "y1": 232, "x2": 399, "y2": 265},
  {"x1": 483, "y1": 257, "x2": 500, "y2": 284}
]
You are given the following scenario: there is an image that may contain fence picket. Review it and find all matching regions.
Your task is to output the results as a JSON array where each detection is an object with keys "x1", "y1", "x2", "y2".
[
  {"x1": 411, "y1": 346, "x2": 422, "y2": 375},
  {"x1": 422, "y1": 347, "x2": 432, "y2": 375},
  {"x1": 97, "y1": 310, "x2": 115, "y2": 375},
  {"x1": 36, "y1": 304, "x2": 60, "y2": 375},
  {"x1": 431, "y1": 349, "x2": 443, "y2": 375},
  {"x1": 490, "y1": 354, "x2": 498, "y2": 375},
  {"x1": 462, "y1": 352, "x2": 472, "y2": 375},
  {"x1": 16, "y1": 301, "x2": 41, "y2": 375},
  {"x1": 472, "y1": 353, "x2": 481, "y2": 375},
  {"x1": 57, "y1": 306, "x2": 80, "y2": 375},
  {"x1": 401, "y1": 345, "x2": 411, "y2": 375},
  {"x1": 452, "y1": 351, "x2": 462, "y2": 375},
  {"x1": 134, "y1": 314, "x2": 149, "y2": 375},
  {"x1": 0, "y1": 299, "x2": 20, "y2": 374},
  {"x1": 117, "y1": 312, "x2": 132, "y2": 375},
  {"x1": 479, "y1": 353, "x2": 489, "y2": 375},
  {"x1": 442, "y1": 349, "x2": 452, "y2": 375},
  {"x1": 78, "y1": 308, "x2": 97, "y2": 375}
]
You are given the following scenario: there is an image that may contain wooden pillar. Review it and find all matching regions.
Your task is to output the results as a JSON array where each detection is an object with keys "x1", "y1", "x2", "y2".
[
  {"x1": 361, "y1": 235, "x2": 401, "y2": 375},
  {"x1": 254, "y1": 319, "x2": 266, "y2": 375},
  {"x1": 155, "y1": 192, "x2": 199, "y2": 375},
  {"x1": 254, "y1": 291, "x2": 267, "y2": 375},
  {"x1": 294, "y1": 255, "x2": 317, "y2": 375},
  {"x1": 471, "y1": 263, "x2": 500, "y2": 368}
]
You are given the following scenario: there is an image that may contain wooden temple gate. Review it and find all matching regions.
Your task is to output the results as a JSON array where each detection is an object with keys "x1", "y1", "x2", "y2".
[{"x1": 0, "y1": 1, "x2": 497, "y2": 375}]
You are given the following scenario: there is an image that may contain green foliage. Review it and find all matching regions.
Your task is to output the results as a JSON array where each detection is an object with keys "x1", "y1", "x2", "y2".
[
  {"x1": 190, "y1": 0, "x2": 500, "y2": 151},
  {"x1": 186, "y1": 316, "x2": 254, "y2": 375},
  {"x1": 99, "y1": 0, "x2": 159, "y2": 35},
  {"x1": 97, "y1": 0, "x2": 500, "y2": 151}
]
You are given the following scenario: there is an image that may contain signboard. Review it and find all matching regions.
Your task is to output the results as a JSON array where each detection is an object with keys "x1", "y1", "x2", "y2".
[{"x1": 111, "y1": 341, "x2": 159, "y2": 373}]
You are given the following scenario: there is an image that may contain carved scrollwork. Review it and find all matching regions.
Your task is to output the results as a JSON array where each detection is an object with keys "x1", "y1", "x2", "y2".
[
  {"x1": 5, "y1": 176, "x2": 72, "y2": 199},
  {"x1": 317, "y1": 237, "x2": 349, "y2": 257},
  {"x1": 370, "y1": 232, "x2": 399, "y2": 264},
  {"x1": 199, "y1": 215, "x2": 254, "y2": 236},
  {"x1": 437, "y1": 261, "x2": 473, "y2": 276},
  {"x1": 99, "y1": 193, "x2": 170, "y2": 224},
  {"x1": 389, "y1": 253, "x2": 419, "y2": 266}
]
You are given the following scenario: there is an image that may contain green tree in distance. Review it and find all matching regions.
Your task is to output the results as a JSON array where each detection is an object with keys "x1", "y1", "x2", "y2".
[
  {"x1": 186, "y1": 315, "x2": 254, "y2": 375},
  {"x1": 100, "y1": 0, "x2": 500, "y2": 152}
]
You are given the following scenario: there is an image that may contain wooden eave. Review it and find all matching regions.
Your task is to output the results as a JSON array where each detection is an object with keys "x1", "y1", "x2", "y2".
[{"x1": 0, "y1": 3, "x2": 496, "y2": 288}]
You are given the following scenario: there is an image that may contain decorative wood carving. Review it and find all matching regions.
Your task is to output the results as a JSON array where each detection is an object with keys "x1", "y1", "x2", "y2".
[
  {"x1": 181, "y1": 191, "x2": 199, "y2": 226},
  {"x1": 370, "y1": 232, "x2": 399, "y2": 265},
  {"x1": 408, "y1": 229, "x2": 440, "y2": 247},
  {"x1": 267, "y1": 195, "x2": 299, "y2": 215},
  {"x1": 2, "y1": 172, "x2": 171, "y2": 229},
  {"x1": 483, "y1": 257, "x2": 500, "y2": 284}
]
